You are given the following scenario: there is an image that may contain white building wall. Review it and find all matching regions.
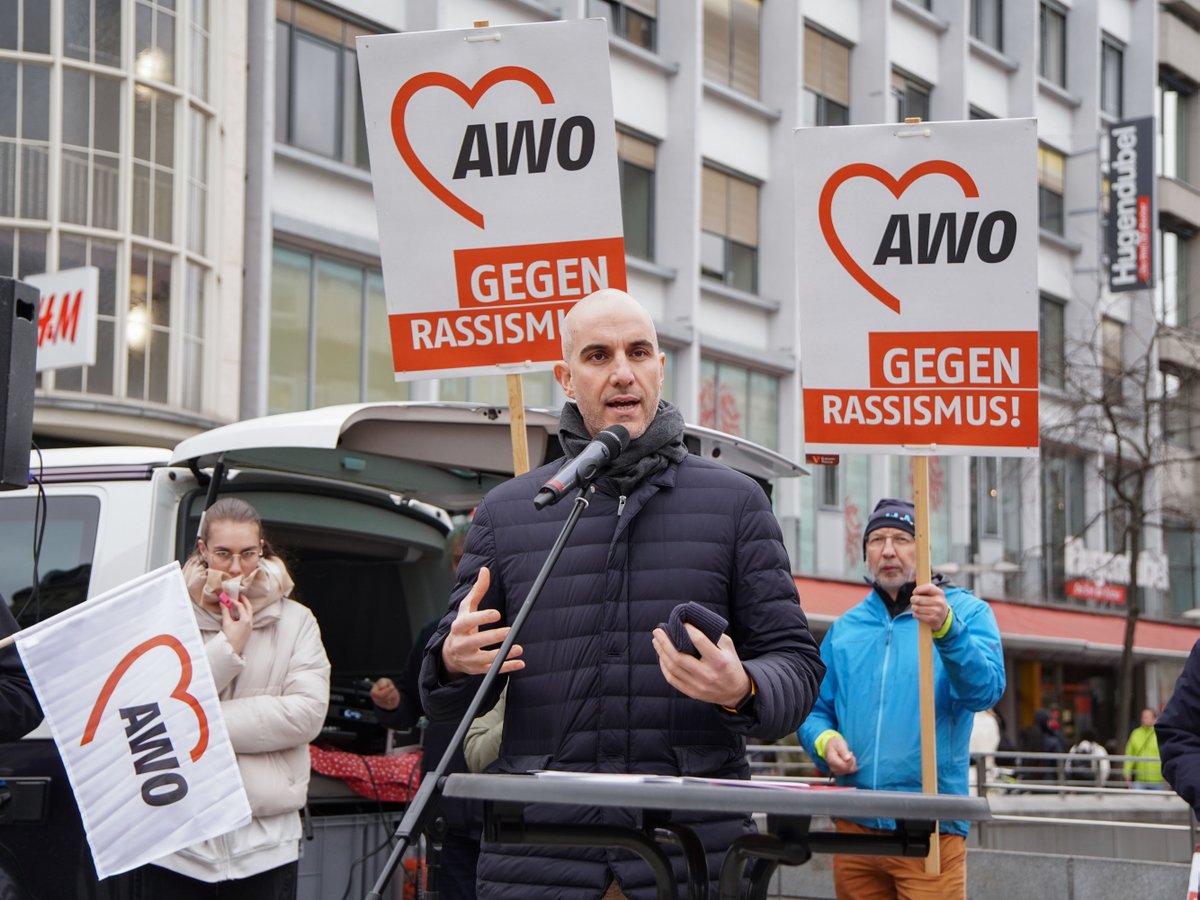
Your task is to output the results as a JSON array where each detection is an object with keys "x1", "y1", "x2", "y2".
[{"x1": 244, "y1": 0, "x2": 1164, "y2": 608}]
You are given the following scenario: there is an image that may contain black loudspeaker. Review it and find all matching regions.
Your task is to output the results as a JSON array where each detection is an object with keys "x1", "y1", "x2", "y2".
[{"x1": 0, "y1": 278, "x2": 38, "y2": 491}]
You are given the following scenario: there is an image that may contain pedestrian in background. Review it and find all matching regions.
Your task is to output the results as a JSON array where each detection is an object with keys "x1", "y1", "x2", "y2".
[
  {"x1": 1018, "y1": 709, "x2": 1065, "y2": 782},
  {"x1": 798, "y1": 497, "x2": 1005, "y2": 900},
  {"x1": 1124, "y1": 707, "x2": 1165, "y2": 788},
  {"x1": 1066, "y1": 728, "x2": 1110, "y2": 785}
]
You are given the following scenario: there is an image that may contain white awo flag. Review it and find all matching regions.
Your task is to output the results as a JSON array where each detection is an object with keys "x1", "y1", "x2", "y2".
[{"x1": 14, "y1": 563, "x2": 250, "y2": 878}]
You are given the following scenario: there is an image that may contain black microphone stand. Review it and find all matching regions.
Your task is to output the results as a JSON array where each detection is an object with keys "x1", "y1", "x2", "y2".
[{"x1": 366, "y1": 486, "x2": 595, "y2": 900}]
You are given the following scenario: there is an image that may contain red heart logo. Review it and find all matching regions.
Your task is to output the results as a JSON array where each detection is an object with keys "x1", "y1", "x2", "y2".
[
  {"x1": 391, "y1": 67, "x2": 556, "y2": 229},
  {"x1": 818, "y1": 160, "x2": 980, "y2": 314},
  {"x1": 82, "y1": 634, "x2": 210, "y2": 762}
]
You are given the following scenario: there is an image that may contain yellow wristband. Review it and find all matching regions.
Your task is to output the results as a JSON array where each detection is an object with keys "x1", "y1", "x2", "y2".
[
  {"x1": 932, "y1": 606, "x2": 954, "y2": 640},
  {"x1": 814, "y1": 729, "x2": 844, "y2": 760}
]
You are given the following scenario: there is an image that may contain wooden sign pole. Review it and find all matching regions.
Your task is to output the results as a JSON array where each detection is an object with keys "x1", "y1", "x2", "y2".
[
  {"x1": 507, "y1": 373, "x2": 530, "y2": 477},
  {"x1": 913, "y1": 455, "x2": 940, "y2": 874}
]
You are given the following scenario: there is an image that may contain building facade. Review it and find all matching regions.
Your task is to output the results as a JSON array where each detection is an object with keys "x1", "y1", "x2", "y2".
[{"x1": 5, "y1": 0, "x2": 1200, "y2": 743}]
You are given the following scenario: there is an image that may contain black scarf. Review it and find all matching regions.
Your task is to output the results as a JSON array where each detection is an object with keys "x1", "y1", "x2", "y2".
[
  {"x1": 867, "y1": 573, "x2": 950, "y2": 618},
  {"x1": 558, "y1": 400, "x2": 688, "y2": 498}
]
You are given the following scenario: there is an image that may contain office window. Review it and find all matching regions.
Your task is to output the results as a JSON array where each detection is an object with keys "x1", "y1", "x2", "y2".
[
  {"x1": 186, "y1": 109, "x2": 208, "y2": 254},
  {"x1": 701, "y1": 165, "x2": 758, "y2": 294},
  {"x1": 1040, "y1": 294, "x2": 1065, "y2": 389},
  {"x1": 589, "y1": 0, "x2": 656, "y2": 51},
  {"x1": 616, "y1": 130, "x2": 655, "y2": 261},
  {"x1": 60, "y1": 69, "x2": 122, "y2": 231},
  {"x1": 891, "y1": 71, "x2": 930, "y2": 123},
  {"x1": 131, "y1": 87, "x2": 175, "y2": 243},
  {"x1": 126, "y1": 246, "x2": 172, "y2": 404},
  {"x1": 190, "y1": 0, "x2": 210, "y2": 102},
  {"x1": 703, "y1": 0, "x2": 761, "y2": 99},
  {"x1": 699, "y1": 358, "x2": 779, "y2": 449},
  {"x1": 1165, "y1": 519, "x2": 1199, "y2": 617},
  {"x1": 819, "y1": 464, "x2": 839, "y2": 508},
  {"x1": 1104, "y1": 464, "x2": 1129, "y2": 553},
  {"x1": 1157, "y1": 227, "x2": 1190, "y2": 329},
  {"x1": 1101, "y1": 317, "x2": 1123, "y2": 406},
  {"x1": 1163, "y1": 366, "x2": 1195, "y2": 450},
  {"x1": 971, "y1": 0, "x2": 1003, "y2": 51},
  {"x1": 1101, "y1": 37, "x2": 1123, "y2": 118},
  {"x1": 1159, "y1": 77, "x2": 1192, "y2": 183},
  {"x1": 974, "y1": 457, "x2": 1002, "y2": 539},
  {"x1": 970, "y1": 456, "x2": 1024, "y2": 569},
  {"x1": 803, "y1": 26, "x2": 850, "y2": 127},
  {"x1": 183, "y1": 261, "x2": 205, "y2": 411},
  {"x1": 1040, "y1": 2, "x2": 1067, "y2": 88},
  {"x1": 269, "y1": 245, "x2": 410, "y2": 413},
  {"x1": 62, "y1": 0, "x2": 123, "y2": 67},
  {"x1": 1038, "y1": 145, "x2": 1065, "y2": 235},
  {"x1": 275, "y1": 0, "x2": 370, "y2": 168},
  {"x1": 1042, "y1": 447, "x2": 1086, "y2": 598},
  {"x1": 0, "y1": 61, "x2": 51, "y2": 221},
  {"x1": 53, "y1": 234, "x2": 119, "y2": 397},
  {"x1": 134, "y1": 0, "x2": 176, "y2": 85},
  {"x1": 0, "y1": 227, "x2": 47, "y2": 281},
  {"x1": 1, "y1": 0, "x2": 50, "y2": 55}
]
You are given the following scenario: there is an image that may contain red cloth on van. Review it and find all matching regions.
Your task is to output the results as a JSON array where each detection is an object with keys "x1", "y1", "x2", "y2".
[{"x1": 309, "y1": 745, "x2": 422, "y2": 802}]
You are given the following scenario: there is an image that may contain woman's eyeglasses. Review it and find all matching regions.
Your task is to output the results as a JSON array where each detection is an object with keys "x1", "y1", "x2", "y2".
[{"x1": 209, "y1": 549, "x2": 262, "y2": 563}]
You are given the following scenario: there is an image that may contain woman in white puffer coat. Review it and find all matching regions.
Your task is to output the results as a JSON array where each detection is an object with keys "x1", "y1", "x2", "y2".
[{"x1": 129, "y1": 497, "x2": 330, "y2": 899}]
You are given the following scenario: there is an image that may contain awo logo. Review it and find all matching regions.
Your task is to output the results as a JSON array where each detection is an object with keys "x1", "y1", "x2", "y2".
[
  {"x1": 81, "y1": 634, "x2": 210, "y2": 807},
  {"x1": 391, "y1": 66, "x2": 596, "y2": 229},
  {"x1": 819, "y1": 160, "x2": 1018, "y2": 314}
]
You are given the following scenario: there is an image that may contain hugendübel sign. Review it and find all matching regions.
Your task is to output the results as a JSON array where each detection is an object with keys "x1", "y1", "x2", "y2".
[{"x1": 1106, "y1": 117, "x2": 1155, "y2": 293}]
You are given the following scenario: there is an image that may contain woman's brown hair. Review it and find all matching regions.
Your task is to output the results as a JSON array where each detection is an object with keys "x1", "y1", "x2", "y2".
[{"x1": 191, "y1": 497, "x2": 279, "y2": 563}]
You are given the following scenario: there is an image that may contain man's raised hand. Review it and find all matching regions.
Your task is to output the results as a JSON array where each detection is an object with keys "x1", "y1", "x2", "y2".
[{"x1": 441, "y1": 566, "x2": 525, "y2": 679}]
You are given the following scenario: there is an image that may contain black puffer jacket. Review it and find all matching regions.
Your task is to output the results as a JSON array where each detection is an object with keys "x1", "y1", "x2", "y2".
[
  {"x1": 420, "y1": 454, "x2": 824, "y2": 900},
  {"x1": 1159, "y1": 639, "x2": 1200, "y2": 813}
]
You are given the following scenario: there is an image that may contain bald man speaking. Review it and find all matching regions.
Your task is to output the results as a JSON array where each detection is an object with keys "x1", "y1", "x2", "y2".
[{"x1": 420, "y1": 289, "x2": 825, "y2": 900}]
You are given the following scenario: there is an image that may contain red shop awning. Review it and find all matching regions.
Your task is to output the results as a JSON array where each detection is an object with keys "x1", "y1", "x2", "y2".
[{"x1": 795, "y1": 575, "x2": 1200, "y2": 661}]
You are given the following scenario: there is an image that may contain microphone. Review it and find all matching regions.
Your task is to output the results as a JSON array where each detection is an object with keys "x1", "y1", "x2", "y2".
[{"x1": 534, "y1": 425, "x2": 630, "y2": 510}]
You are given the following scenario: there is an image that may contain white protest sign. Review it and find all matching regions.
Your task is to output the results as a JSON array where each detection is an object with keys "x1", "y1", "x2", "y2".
[
  {"x1": 14, "y1": 563, "x2": 249, "y2": 878},
  {"x1": 795, "y1": 119, "x2": 1039, "y2": 456},
  {"x1": 357, "y1": 19, "x2": 625, "y2": 380},
  {"x1": 25, "y1": 267, "x2": 99, "y2": 371}
]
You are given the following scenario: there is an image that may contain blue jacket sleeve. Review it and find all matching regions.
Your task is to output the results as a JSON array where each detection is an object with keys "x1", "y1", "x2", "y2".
[
  {"x1": 1158, "y1": 639, "x2": 1200, "y2": 813},
  {"x1": 934, "y1": 591, "x2": 1005, "y2": 713},
  {"x1": 797, "y1": 621, "x2": 839, "y2": 774}
]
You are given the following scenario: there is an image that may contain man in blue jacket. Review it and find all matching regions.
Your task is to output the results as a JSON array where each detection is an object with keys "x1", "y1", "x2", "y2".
[
  {"x1": 799, "y1": 498, "x2": 1004, "y2": 900},
  {"x1": 420, "y1": 289, "x2": 825, "y2": 900}
]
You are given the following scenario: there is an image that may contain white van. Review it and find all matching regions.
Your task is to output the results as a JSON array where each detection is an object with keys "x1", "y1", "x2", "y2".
[{"x1": 0, "y1": 401, "x2": 803, "y2": 899}]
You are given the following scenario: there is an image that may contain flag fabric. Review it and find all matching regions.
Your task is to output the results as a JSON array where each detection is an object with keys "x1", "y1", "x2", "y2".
[{"x1": 14, "y1": 562, "x2": 250, "y2": 879}]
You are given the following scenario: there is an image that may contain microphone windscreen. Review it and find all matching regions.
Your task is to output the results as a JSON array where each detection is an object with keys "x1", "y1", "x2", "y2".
[{"x1": 599, "y1": 424, "x2": 630, "y2": 455}]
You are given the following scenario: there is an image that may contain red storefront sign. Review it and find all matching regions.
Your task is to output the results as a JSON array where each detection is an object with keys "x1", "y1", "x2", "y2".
[{"x1": 1064, "y1": 580, "x2": 1126, "y2": 604}]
